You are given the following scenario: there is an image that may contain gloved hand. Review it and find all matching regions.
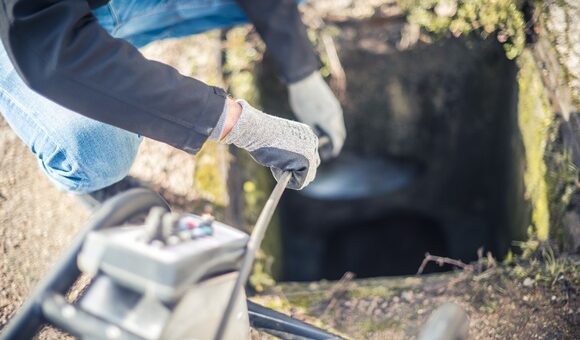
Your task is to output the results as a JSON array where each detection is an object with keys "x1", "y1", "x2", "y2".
[
  {"x1": 221, "y1": 100, "x2": 320, "y2": 190},
  {"x1": 288, "y1": 71, "x2": 346, "y2": 157}
]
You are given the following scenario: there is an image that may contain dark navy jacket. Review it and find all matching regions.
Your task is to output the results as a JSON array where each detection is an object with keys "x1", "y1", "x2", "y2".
[{"x1": 0, "y1": 0, "x2": 318, "y2": 153}]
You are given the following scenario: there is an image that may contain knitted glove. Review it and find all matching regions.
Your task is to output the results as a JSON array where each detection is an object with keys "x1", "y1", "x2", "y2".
[
  {"x1": 222, "y1": 100, "x2": 320, "y2": 190},
  {"x1": 288, "y1": 72, "x2": 346, "y2": 157}
]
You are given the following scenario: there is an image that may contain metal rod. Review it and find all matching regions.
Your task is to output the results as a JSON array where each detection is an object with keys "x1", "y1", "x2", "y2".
[
  {"x1": 214, "y1": 172, "x2": 292, "y2": 340},
  {"x1": 41, "y1": 293, "x2": 142, "y2": 340}
]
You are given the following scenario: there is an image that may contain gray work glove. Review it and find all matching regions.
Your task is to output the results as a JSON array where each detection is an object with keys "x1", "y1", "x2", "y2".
[
  {"x1": 222, "y1": 100, "x2": 320, "y2": 190},
  {"x1": 288, "y1": 72, "x2": 346, "y2": 158}
]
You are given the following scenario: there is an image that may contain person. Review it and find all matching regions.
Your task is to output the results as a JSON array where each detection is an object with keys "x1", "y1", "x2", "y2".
[{"x1": 0, "y1": 0, "x2": 346, "y2": 204}]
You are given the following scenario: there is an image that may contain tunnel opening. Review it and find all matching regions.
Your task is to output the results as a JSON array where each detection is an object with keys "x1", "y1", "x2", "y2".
[
  {"x1": 323, "y1": 213, "x2": 449, "y2": 279},
  {"x1": 255, "y1": 25, "x2": 528, "y2": 281},
  {"x1": 281, "y1": 211, "x2": 449, "y2": 281}
]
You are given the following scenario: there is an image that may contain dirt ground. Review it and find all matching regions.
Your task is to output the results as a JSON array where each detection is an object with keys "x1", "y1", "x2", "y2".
[
  {"x1": 0, "y1": 115, "x2": 89, "y2": 337},
  {"x1": 252, "y1": 258, "x2": 579, "y2": 339}
]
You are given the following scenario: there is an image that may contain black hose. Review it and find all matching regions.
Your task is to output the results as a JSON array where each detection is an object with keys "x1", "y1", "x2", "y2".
[
  {"x1": 248, "y1": 300, "x2": 343, "y2": 339},
  {"x1": 86, "y1": 187, "x2": 170, "y2": 231}
]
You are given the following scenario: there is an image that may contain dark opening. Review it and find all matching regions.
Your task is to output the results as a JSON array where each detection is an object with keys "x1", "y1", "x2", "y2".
[
  {"x1": 256, "y1": 28, "x2": 527, "y2": 281},
  {"x1": 323, "y1": 213, "x2": 447, "y2": 279}
]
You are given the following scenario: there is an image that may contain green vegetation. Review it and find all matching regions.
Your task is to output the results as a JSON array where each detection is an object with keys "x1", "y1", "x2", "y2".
[
  {"x1": 517, "y1": 50, "x2": 554, "y2": 240},
  {"x1": 544, "y1": 125, "x2": 578, "y2": 246},
  {"x1": 187, "y1": 32, "x2": 230, "y2": 210},
  {"x1": 509, "y1": 244, "x2": 579, "y2": 284},
  {"x1": 399, "y1": 0, "x2": 527, "y2": 59},
  {"x1": 223, "y1": 27, "x2": 263, "y2": 105},
  {"x1": 193, "y1": 141, "x2": 229, "y2": 207},
  {"x1": 347, "y1": 285, "x2": 399, "y2": 300},
  {"x1": 515, "y1": 49, "x2": 577, "y2": 243},
  {"x1": 284, "y1": 291, "x2": 329, "y2": 310},
  {"x1": 359, "y1": 318, "x2": 404, "y2": 334}
]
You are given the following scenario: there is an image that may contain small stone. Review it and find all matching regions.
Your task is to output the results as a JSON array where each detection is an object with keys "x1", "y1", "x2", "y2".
[
  {"x1": 358, "y1": 300, "x2": 370, "y2": 310},
  {"x1": 434, "y1": 0, "x2": 458, "y2": 18},
  {"x1": 523, "y1": 277, "x2": 535, "y2": 287},
  {"x1": 402, "y1": 291, "x2": 414, "y2": 302}
]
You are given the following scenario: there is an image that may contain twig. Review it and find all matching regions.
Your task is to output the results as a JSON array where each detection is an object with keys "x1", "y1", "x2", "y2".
[
  {"x1": 477, "y1": 247, "x2": 484, "y2": 273},
  {"x1": 326, "y1": 271, "x2": 356, "y2": 299},
  {"x1": 473, "y1": 267, "x2": 497, "y2": 282},
  {"x1": 321, "y1": 272, "x2": 355, "y2": 317},
  {"x1": 417, "y1": 252, "x2": 468, "y2": 275},
  {"x1": 321, "y1": 33, "x2": 347, "y2": 101},
  {"x1": 301, "y1": 8, "x2": 346, "y2": 100},
  {"x1": 446, "y1": 271, "x2": 470, "y2": 290}
]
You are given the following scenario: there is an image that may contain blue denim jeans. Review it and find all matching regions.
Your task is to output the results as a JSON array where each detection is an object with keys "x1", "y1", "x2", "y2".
[{"x1": 0, "y1": 0, "x2": 250, "y2": 193}]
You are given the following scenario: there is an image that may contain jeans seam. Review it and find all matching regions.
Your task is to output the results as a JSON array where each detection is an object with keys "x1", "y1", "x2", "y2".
[
  {"x1": 0, "y1": 87, "x2": 88, "y2": 192},
  {"x1": 107, "y1": 4, "x2": 121, "y2": 35},
  {"x1": 112, "y1": 1, "x2": 222, "y2": 33}
]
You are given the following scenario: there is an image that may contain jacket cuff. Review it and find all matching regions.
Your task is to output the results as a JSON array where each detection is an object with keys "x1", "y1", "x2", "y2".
[
  {"x1": 285, "y1": 62, "x2": 320, "y2": 85},
  {"x1": 273, "y1": 48, "x2": 322, "y2": 85},
  {"x1": 183, "y1": 86, "x2": 228, "y2": 153}
]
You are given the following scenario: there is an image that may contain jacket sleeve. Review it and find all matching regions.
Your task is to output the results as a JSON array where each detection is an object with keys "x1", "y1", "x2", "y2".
[
  {"x1": 0, "y1": 0, "x2": 227, "y2": 154},
  {"x1": 235, "y1": 0, "x2": 320, "y2": 84}
]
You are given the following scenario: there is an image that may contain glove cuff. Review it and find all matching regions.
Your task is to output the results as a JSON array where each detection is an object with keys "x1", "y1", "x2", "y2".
[
  {"x1": 287, "y1": 71, "x2": 321, "y2": 91},
  {"x1": 221, "y1": 100, "x2": 258, "y2": 149}
]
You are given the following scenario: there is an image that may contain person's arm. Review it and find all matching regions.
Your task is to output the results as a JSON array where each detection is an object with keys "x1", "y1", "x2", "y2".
[
  {"x1": 0, "y1": 0, "x2": 226, "y2": 154},
  {"x1": 236, "y1": 0, "x2": 346, "y2": 157},
  {"x1": 235, "y1": 0, "x2": 320, "y2": 84}
]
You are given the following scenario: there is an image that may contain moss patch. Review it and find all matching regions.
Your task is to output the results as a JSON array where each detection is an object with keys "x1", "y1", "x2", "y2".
[
  {"x1": 399, "y1": 0, "x2": 527, "y2": 59},
  {"x1": 516, "y1": 50, "x2": 556, "y2": 240},
  {"x1": 193, "y1": 141, "x2": 229, "y2": 207},
  {"x1": 183, "y1": 31, "x2": 230, "y2": 210}
]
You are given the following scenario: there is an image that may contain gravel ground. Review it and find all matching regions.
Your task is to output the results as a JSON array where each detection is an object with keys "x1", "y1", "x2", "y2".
[
  {"x1": 252, "y1": 262, "x2": 579, "y2": 339},
  {"x1": 0, "y1": 116, "x2": 88, "y2": 338}
]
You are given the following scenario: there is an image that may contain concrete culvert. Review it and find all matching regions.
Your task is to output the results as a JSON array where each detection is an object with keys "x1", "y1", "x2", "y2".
[{"x1": 256, "y1": 22, "x2": 528, "y2": 281}]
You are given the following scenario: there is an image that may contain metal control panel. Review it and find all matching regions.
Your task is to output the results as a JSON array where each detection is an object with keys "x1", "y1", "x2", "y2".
[{"x1": 78, "y1": 211, "x2": 249, "y2": 303}]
